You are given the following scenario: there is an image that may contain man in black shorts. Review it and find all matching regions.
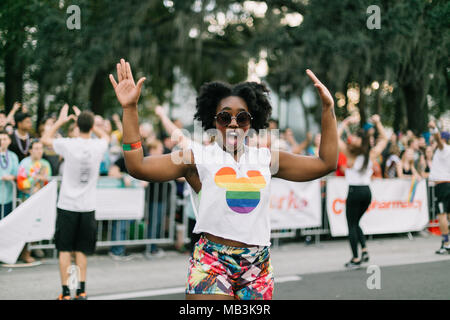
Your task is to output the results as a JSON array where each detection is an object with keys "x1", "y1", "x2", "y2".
[
  {"x1": 41, "y1": 105, "x2": 109, "y2": 299},
  {"x1": 428, "y1": 121, "x2": 450, "y2": 254}
]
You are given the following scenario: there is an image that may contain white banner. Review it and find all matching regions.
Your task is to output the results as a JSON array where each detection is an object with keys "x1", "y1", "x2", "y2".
[
  {"x1": 326, "y1": 177, "x2": 429, "y2": 237},
  {"x1": 0, "y1": 180, "x2": 58, "y2": 264},
  {"x1": 269, "y1": 178, "x2": 322, "y2": 230},
  {"x1": 95, "y1": 188, "x2": 145, "y2": 220}
]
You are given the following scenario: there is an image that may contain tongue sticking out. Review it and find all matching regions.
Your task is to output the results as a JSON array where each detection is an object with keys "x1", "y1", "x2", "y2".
[{"x1": 226, "y1": 132, "x2": 238, "y2": 148}]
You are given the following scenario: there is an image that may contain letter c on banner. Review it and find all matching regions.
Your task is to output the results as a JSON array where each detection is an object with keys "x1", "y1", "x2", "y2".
[{"x1": 332, "y1": 198, "x2": 345, "y2": 215}]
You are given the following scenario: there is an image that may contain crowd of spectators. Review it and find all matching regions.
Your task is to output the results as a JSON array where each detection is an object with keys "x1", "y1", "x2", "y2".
[
  {"x1": 275, "y1": 113, "x2": 449, "y2": 181},
  {"x1": 1, "y1": 101, "x2": 449, "y2": 263}
]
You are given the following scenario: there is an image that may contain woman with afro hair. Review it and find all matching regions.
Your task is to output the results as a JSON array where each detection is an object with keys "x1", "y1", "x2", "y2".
[{"x1": 110, "y1": 59, "x2": 338, "y2": 300}]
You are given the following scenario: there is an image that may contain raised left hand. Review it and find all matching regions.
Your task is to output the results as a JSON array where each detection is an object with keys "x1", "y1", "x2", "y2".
[{"x1": 109, "y1": 59, "x2": 146, "y2": 109}]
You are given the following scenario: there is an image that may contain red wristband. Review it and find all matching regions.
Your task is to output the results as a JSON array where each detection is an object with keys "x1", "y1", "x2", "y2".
[{"x1": 123, "y1": 141, "x2": 142, "y2": 151}]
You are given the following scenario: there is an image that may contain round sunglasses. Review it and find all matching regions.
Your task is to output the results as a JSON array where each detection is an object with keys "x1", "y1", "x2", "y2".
[{"x1": 214, "y1": 111, "x2": 253, "y2": 127}]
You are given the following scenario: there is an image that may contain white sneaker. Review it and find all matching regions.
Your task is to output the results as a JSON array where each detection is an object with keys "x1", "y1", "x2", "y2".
[
  {"x1": 108, "y1": 252, "x2": 134, "y2": 261},
  {"x1": 151, "y1": 249, "x2": 165, "y2": 258}
]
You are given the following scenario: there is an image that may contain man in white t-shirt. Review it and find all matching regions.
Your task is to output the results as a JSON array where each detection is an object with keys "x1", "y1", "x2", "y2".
[
  {"x1": 41, "y1": 104, "x2": 109, "y2": 300},
  {"x1": 428, "y1": 121, "x2": 450, "y2": 254}
]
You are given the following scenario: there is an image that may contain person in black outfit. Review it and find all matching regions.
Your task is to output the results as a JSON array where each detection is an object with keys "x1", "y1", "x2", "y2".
[
  {"x1": 9, "y1": 112, "x2": 34, "y2": 162},
  {"x1": 338, "y1": 114, "x2": 388, "y2": 269}
]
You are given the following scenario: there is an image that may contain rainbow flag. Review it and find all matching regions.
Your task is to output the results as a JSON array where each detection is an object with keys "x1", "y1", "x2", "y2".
[
  {"x1": 408, "y1": 176, "x2": 418, "y2": 203},
  {"x1": 214, "y1": 167, "x2": 266, "y2": 214}
]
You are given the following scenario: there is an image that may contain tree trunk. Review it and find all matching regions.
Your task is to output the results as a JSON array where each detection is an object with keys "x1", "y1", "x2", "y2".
[
  {"x1": 358, "y1": 83, "x2": 367, "y2": 128},
  {"x1": 89, "y1": 69, "x2": 107, "y2": 115},
  {"x1": 402, "y1": 82, "x2": 427, "y2": 135},
  {"x1": 36, "y1": 79, "x2": 46, "y2": 132},
  {"x1": 375, "y1": 87, "x2": 382, "y2": 115},
  {"x1": 4, "y1": 48, "x2": 24, "y2": 113},
  {"x1": 393, "y1": 90, "x2": 404, "y2": 134}
]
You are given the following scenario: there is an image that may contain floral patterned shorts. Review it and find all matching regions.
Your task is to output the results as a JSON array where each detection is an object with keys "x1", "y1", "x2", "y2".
[{"x1": 185, "y1": 235, "x2": 273, "y2": 300}]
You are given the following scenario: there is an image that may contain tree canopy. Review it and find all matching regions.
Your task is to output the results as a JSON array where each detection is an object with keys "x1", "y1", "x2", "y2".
[{"x1": 0, "y1": 0, "x2": 448, "y2": 134}]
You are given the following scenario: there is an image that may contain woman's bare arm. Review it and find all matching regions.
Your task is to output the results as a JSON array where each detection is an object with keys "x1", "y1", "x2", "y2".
[
  {"x1": 112, "y1": 113, "x2": 123, "y2": 134},
  {"x1": 411, "y1": 161, "x2": 422, "y2": 179},
  {"x1": 5, "y1": 102, "x2": 21, "y2": 125},
  {"x1": 273, "y1": 70, "x2": 338, "y2": 182},
  {"x1": 155, "y1": 106, "x2": 190, "y2": 149},
  {"x1": 109, "y1": 59, "x2": 190, "y2": 182},
  {"x1": 429, "y1": 120, "x2": 444, "y2": 150},
  {"x1": 41, "y1": 104, "x2": 77, "y2": 147},
  {"x1": 396, "y1": 161, "x2": 403, "y2": 178},
  {"x1": 337, "y1": 119, "x2": 349, "y2": 156},
  {"x1": 337, "y1": 114, "x2": 359, "y2": 157},
  {"x1": 369, "y1": 115, "x2": 388, "y2": 159},
  {"x1": 287, "y1": 131, "x2": 311, "y2": 155}
]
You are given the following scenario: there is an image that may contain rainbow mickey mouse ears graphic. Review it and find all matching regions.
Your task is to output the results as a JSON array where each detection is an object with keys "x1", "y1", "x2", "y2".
[{"x1": 214, "y1": 166, "x2": 266, "y2": 214}]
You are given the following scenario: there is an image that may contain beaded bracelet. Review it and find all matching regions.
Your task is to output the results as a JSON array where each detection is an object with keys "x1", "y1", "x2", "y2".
[{"x1": 123, "y1": 141, "x2": 142, "y2": 151}]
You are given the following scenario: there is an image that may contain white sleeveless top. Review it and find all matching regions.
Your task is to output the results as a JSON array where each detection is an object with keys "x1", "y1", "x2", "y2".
[
  {"x1": 345, "y1": 155, "x2": 373, "y2": 186},
  {"x1": 188, "y1": 141, "x2": 272, "y2": 246},
  {"x1": 429, "y1": 144, "x2": 450, "y2": 181}
]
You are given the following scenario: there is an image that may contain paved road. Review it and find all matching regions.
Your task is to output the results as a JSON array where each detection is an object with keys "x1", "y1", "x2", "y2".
[
  {"x1": 2, "y1": 232, "x2": 450, "y2": 300},
  {"x1": 126, "y1": 260, "x2": 450, "y2": 300},
  {"x1": 276, "y1": 260, "x2": 450, "y2": 300}
]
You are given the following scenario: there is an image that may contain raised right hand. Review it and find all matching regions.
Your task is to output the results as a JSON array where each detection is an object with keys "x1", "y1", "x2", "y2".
[
  {"x1": 109, "y1": 59, "x2": 146, "y2": 109},
  {"x1": 306, "y1": 69, "x2": 334, "y2": 109}
]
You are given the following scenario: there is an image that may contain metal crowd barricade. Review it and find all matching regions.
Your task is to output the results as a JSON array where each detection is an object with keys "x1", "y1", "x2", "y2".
[
  {"x1": 96, "y1": 179, "x2": 177, "y2": 248},
  {"x1": 298, "y1": 177, "x2": 331, "y2": 244},
  {"x1": 20, "y1": 176, "x2": 442, "y2": 254},
  {"x1": 27, "y1": 176, "x2": 178, "y2": 254},
  {"x1": 0, "y1": 180, "x2": 17, "y2": 220}
]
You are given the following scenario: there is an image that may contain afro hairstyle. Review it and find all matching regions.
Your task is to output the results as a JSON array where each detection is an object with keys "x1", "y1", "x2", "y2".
[{"x1": 193, "y1": 81, "x2": 272, "y2": 132}]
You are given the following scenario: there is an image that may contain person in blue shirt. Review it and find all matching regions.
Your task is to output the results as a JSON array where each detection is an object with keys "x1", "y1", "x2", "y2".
[{"x1": 0, "y1": 130, "x2": 19, "y2": 219}]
